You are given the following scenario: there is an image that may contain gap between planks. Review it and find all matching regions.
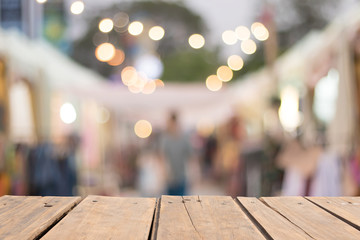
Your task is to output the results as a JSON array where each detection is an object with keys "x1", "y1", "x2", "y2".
[
  {"x1": 149, "y1": 198, "x2": 161, "y2": 240},
  {"x1": 234, "y1": 198, "x2": 274, "y2": 240},
  {"x1": 35, "y1": 197, "x2": 84, "y2": 240},
  {"x1": 257, "y1": 197, "x2": 315, "y2": 239},
  {"x1": 304, "y1": 197, "x2": 360, "y2": 232}
]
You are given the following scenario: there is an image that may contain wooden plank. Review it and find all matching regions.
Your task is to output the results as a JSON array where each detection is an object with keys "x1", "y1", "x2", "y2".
[
  {"x1": 238, "y1": 197, "x2": 312, "y2": 239},
  {"x1": 306, "y1": 196, "x2": 360, "y2": 229},
  {"x1": 0, "y1": 195, "x2": 37, "y2": 215},
  {"x1": 42, "y1": 195, "x2": 156, "y2": 240},
  {"x1": 0, "y1": 195, "x2": 81, "y2": 240},
  {"x1": 156, "y1": 195, "x2": 266, "y2": 240},
  {"x1": 261, "y1": 197, "x2": 360, "y2": 240}
]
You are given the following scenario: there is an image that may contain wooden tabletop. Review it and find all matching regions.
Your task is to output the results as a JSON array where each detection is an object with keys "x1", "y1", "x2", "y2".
[{"x1": 1, "y1": 195, "x2": 360, "y2": 239}]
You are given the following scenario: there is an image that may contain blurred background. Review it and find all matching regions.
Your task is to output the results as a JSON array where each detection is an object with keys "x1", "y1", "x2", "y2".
[{"x1": 0, "y1": 0, "x2": 360, "y2": 198}]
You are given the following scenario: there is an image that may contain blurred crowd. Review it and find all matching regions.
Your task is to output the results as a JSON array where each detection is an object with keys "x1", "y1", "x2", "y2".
[
  {"x1": 0, "y1": 111, "x2": 283, "y2": 198},
  {"x1": 2, "y1": 107, "x2": 360, "y2": 198}
]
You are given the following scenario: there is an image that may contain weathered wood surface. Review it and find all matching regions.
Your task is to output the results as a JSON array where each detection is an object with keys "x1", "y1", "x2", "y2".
[
  {"x1": 306, "y1": 196, "x2": 360, "y2": 229},
  {"x1": 0, "y1": 195, "x2": 80, "y2": 240},
  {"x1": 238, "y1": 197, "x2": 312, "y2": 239},
  {"x1": 156, "y1": 195, "x2": 265, "y2": 240},
  {"x1": 1, "y1": 195, "x2": 360, "y2": 239},
  {"x1": 41, "y1": 195, "x2": 156, "y2": 240},
  {"x1": 261, "y1": 196, "x2": 360, "y2": 240}
]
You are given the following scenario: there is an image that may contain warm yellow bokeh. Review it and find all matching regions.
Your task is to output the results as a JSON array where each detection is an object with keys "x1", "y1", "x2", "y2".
[
  {"x1": 241, "y1": 39, "x2": 257, "y2": 54},
  {"x1": 188, "y1": 34, "x2": 205, "y2": 49},
  {"x1": 95, "y1": 43, "x2": 116, "y2": 62},
  {"x1": 134, "y1": 120, "x2": 152, "y2": 138},
  {"x1": 235, "y1": 26, "x2": 250, "y2": 40},
  {"x1": 149, "y1": 26, "x2": 165, "y2": 41},
  {"x1": 142, "y1": 80, "x2": 157, "y2": 94},
  {"x1": 121, "y1": 66, "x2": 138, "y2": 86},
  {"x1": 227, "y1": 55, "x2": 244, "y2": 71},
  {"x1": 70, "y1": 1, "x2": 84, "y2": 15},
  {"x1": 217, "y1": 66, "x2": 233, "y2": 82},
  {"x1": 99, "y1": 18, "x2": 114, "y2": 33},
  {"x1": 251, "y1": 22, "x2": 264, "y2": 33},
  {"x1": 128, "y1": 85, "x2": 142, "y2": 94},
  {"x1": 222, "y1": 30, "x2": 237, "y2": 45},
  {"x1": 251, "y1": 22, "x2": 269, "y2": 41},
  {"x1": 155, "y1": 79, "x2": 165, "y2": 87},
  {"x1": 107, "y1": 49, "x2": 125, "y2": 66},
  {"x1": 36, "y1": 0, "x2": 47, "y2": 3},
  {"x1": 128, "y1": 21, "x2": 144, "y2": 36},
  {"x1": 134, "y1": 75, "x2": 147, "y2": 89},
  {"x1": 206, "y1": 75, "x2": 223, "y2": 92}
]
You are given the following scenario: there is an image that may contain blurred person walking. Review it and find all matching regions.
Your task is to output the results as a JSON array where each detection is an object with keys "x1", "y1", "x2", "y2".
[
  {"x1": 160, "y1": 111, "x2": 192, "y2": 195},
  {"x1": 137, "y1": 131, "x2": 166, "y2": 197}
]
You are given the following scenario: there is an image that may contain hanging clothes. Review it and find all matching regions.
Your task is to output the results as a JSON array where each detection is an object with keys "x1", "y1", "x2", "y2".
[
  {"x1": 277, "y1": 140, "x2": 322, "y2": 196},
  {"x1": 281, "y1": 167, "x2": 306, "y2": 196},
  {"x1": 310, "y1": 151, "x2": 342, "y2": 196}
]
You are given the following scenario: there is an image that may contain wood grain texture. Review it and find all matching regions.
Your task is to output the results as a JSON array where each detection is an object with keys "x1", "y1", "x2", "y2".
[
  {"x1": 42, "y1": 195, "x2": 156, "y2": 240},
  {"x1": 156, "y1": 195, "x2": 266, "y2": 240},
  {"x1": 261, "y1": 197, "x2": 360, "y2": 240},
  {"x1": 0, "y1": 195, "x2": 80, "y2": 240},
  {"x1": 306, "y1": 196, "x2": 360, "y2": 228},
  {"x1": 238, "y1": 197, "x2": 312, "y2": 240}
]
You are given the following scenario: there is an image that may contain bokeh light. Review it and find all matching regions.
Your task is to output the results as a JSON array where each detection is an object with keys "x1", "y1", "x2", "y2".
[
  {"x1": 134, "y1": 120, "x2": 152, "y2": 138},
  {"x1": 251, "y1": 22, "x2": 269, "y2": 41},
  {"x1": 134, "y1": 73, "x2": 147, "y2": 89},
  {"x1": 134, "y1": 54, "x2": 163, "y2": 79},
  {"x1": 128, "y1": 21, "x2": 144, "y2": 36},
  {"x1": 241, "y1": 39, "x2": 257, "y2": 54},
  {"x1": 188, "y1": 34, "x2": 205, "y2": 49},
  {"x1": 95, "y1": 43, "x2": 116, "y2": 62},
  {"x1": 206, "y1": 75, "x2": 223, "y2": 92},
  {"x1": 128, "y1": 85, "x2": 142, "y2": 94},
  {"x1": 155, "y1": 79, "x2": 165, "y2": 87},
  {"x1": 70, "y1": 1, "x2": 84, "y2": 15},
  {"x1": 217, "y1": 66, "x2": 233, "y2": 82},
  {"x1": 107, "y1": 49, "x2": 125, "y2": 66},
  {"x1": 36, "y1": 0, "x2": 47, "y2": 3},
  {"x1": 278, "y1": 86, "x2": 302, "y2": 132},
  {"x1": 99, "y1": 18, "x2": 114, "y2": 33},
  {"x1": 149, "y1": 26, "x2": 165, "y2": 41},
  {"x1": 113, "y1": 12, "x2": 129, "y2": 28},
  {"x1": 235, "y1": 26, "x2": 250, "y2": 40},
  {"x1": 227, "y1": 55, "x2": 244, "y2": 71},
  {"x1": 121, "y1": 66, "x2": 138, "y2": 86},
  {"x1": 222, "y1": 30, "x2": 237, "y2": 45},
  {"x1": 60, "y1": 103, "x2": 77, "y2": 124},
  {"x1": 142, "y1": 80, "x2": 157, "y2": 94}
]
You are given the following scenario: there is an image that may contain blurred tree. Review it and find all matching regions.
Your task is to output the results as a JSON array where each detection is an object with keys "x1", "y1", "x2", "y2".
[
  {"x1": 71, "y1": 1, "x2": 220, "y2": 82},
  {"x1": 275, "y1": 0, "x2": 338, "y2": 49},
  {"x1": 162, "y1": 48, "x2": 220, "y2": 82},
  {"x1": 240, "y1": 0, "x2": 340, "y2": 75}
]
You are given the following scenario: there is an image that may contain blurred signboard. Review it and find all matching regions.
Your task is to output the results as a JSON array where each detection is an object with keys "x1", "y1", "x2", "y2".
[{"x1": 43, "y1": 0, "x2": 69, "y2": 53}]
